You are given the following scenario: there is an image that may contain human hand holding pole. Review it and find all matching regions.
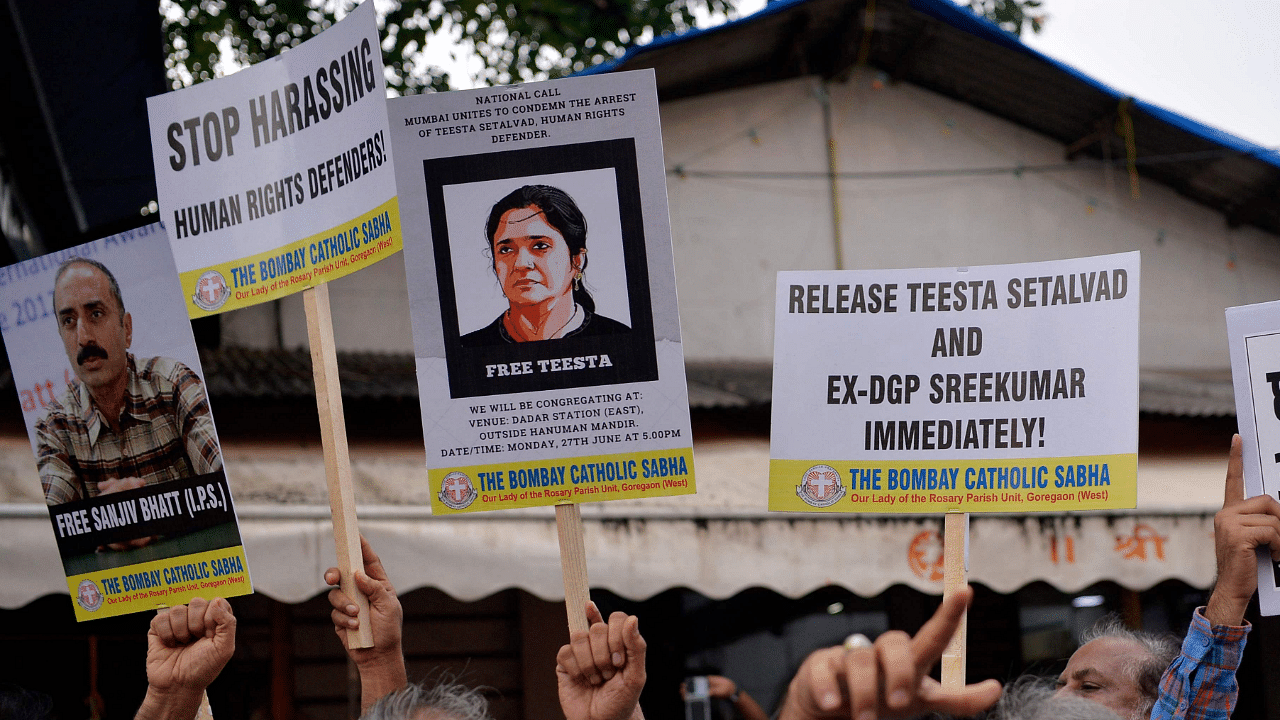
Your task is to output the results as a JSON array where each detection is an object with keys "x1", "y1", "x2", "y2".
[
  {"x1": 325, "y1": 534, "x2": 408, "y2": 712},
  {"x1": 1205, "y1": 434, "x2": 1280, "y2": 627},
  {"x1": 556, "y1": 602, "x2": 647, "y2": 720}
]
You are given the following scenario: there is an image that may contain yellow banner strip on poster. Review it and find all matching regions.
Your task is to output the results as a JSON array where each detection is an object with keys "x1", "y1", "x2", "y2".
[
  {"x1": 769, "y1": 454, "x2": 1136, "y2": 513},
  {"x1": 180, "y1": 197, "x2": 402, "y2": 318},
  {"x1": 429, "y1": 447, "x2": 696, "y2": 514},
  {"x1": 66, "y1": 546, "x2": 252, "y2": 622}
]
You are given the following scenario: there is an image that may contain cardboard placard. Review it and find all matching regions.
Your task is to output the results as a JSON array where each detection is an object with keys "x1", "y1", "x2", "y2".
[
  {"x1": 770, "y1": 252, "x2": 1140, "y2": 513},
  {"x1": 388, "y1": 71, "x2": 695, "y2": 514},
  {"x1": 146, "y1": 1, "x2": 400, "y2": 317},
  {"x1": 0, "y1": 225, "x2": 251, "y2": 620},
  {"x1": 1226, "y1": 299, "x2": 1280, "y2": 616}
]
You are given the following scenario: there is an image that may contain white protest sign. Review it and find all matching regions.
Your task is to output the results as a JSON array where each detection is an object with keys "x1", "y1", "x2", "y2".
[
  {"x1": 1226, "y1": 299, "x2": 1280, "y2": 615},
  {"x1": 388, "y1": 70, "x2": 695, "y2": 514},
  {"x1": 147, "y1": 1, "x2": 399, "y2": 317},
  {"x1": 770, "y1": 252, "x2": 1140, "y2": 513}
]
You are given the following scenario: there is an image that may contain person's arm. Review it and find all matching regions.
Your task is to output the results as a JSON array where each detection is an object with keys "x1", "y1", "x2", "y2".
[
  {"x1": 698, "y1": 676, "x2": 768, "y2": 720},
  {"x1": 777, "y1": 586, "x2": 1001, "y2": 720},
  {"x1": 1149, "y1": 608, "x2": 1248, "y2": 720},
  {"x1": 556, "y1": 602, "x2": 646, "y2": 720},
  {"x1": 171, "y1": 362, "x2": 222, "y2": 474},
  {"x1": 1150, "y1": 435, "x2": 1268, "y2": 720},
  {"x1": 324, "y1": 535, "x2": 408, "y2": 712},
  {"x1": 136, "y1": 598, "x2": 236, "y2": 720},
  {"x1": 35, "y1": 414, "x2": 80, "y2": 504}
]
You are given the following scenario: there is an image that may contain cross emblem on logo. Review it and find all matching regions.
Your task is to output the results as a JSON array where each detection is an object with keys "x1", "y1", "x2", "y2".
[
  {"x1": 198, "y1": 276, "x2": 224, "y2": 304},
  {"x1": 444, "y1": 476, "x2": 471, "y2": 503},
  {"x1": 807, "y1": 470, "x2": 837, "y2": 500}
]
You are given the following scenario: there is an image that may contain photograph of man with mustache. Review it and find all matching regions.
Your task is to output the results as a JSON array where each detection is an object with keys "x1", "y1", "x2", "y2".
[{"x1": 35, "y1": 257, "x2": 222, "y2": 509}]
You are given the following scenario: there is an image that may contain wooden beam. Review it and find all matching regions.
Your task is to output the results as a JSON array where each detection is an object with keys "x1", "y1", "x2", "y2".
[
  {"x1": 1064, "y1": 114, "x2": 1116, "y2": 161},
  {"x1": 823, "y1": 3, "x2": 868, "y2": 82},
  {"x1": 770, "y1": 11, "x2": 812, "y2": 78},
  {"x1": 885, "y1": 23, "x2": 937, "y2": 84},
  {"x1": 1226, "y1": 179, "x2": 1280, "y2": 228}
]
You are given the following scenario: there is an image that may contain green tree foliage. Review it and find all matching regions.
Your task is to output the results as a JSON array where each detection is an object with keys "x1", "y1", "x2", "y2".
[
  {"x1": 967, "y1": 0, "x2": 1047, "y2": 37},
  {"x1": 162, "y1": 0, "x2": 734, "y2": 93}
]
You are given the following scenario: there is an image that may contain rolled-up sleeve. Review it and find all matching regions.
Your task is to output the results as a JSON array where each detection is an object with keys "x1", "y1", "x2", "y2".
[{"x1": 1150, "y1": 607, "x2": 1248, "y2": 720}]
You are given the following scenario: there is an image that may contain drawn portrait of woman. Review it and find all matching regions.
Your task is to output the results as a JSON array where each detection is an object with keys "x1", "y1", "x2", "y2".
[{"x1": 459, "y1": 184, "x2": 630, "y2": 346}]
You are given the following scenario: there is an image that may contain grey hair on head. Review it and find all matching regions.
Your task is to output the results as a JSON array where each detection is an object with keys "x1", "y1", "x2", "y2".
[
  {"x1": 360, "y1": 681, "x2": 491, "y2": 720},
  {"x1": 993, "y1": 677, "x2": 1125, "y2": 720},
  {"x1": 1078, "y1": 615, "x2": 1179, "y2": 718}
]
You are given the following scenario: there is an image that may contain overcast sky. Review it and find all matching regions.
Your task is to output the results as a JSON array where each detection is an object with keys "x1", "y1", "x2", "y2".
[
  {"x1": 425, "y1": 0, "x2": 1279, "y2": 149},
  {"x1": 1019, "y1": 0, "x2": 1280, "y2": 148}
]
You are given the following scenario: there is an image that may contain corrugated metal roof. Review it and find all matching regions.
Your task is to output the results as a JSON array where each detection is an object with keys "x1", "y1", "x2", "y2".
[{"x1": 583, "y1": 0, "x2": 1280, "y2": 237}]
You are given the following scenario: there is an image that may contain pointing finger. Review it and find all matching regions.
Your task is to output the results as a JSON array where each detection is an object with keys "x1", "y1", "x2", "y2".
[
  {"x1": 1225, "y1": 434, "x2": 1245, "y2": 507},
  {"x1": 910, "y1": 586, "x2": 972, "y2": 668}
]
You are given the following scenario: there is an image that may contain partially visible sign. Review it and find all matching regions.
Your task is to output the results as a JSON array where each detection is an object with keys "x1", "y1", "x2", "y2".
[
  {"x1": 146, "y1": 1, "x2": 399, "y2": 317},
  {"x1": 0, "y1": 225, "x2": 250, "y2": 620},
  {"x1": 770, "y1": 252, "x2": 1140, "y2": 513},
  {"x1": 1226, "y1": 299, "x2": 1280, "y2": 616},
  {"x1": 388, "y1": 70, "x2": 695, "y2": 514}
]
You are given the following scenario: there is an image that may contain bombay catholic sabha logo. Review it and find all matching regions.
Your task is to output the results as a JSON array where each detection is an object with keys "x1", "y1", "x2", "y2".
[
  {"x1": 439, "y1": 471, "x2": 478, "y2": 510},
  {"x1": 796, "y1": 464, "x2": 846, "y2": 507},
  {"x1": 76, "y1": 579, "x2": 104, "y2": 612},
  {"x1": 192, "y1": 270, "x2": 231, "y2": 311}
]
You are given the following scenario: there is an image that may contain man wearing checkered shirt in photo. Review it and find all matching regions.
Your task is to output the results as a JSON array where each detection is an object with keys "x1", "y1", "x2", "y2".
[{"x1": 35, "y1": 257, "x2": 221, "y2": 514}]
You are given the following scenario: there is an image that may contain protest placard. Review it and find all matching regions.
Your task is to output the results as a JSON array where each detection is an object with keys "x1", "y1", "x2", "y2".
[
  {"x1": 388, "y1": 70, "x2": 694, "y2": 517},
  {"x1": 0, "y1": 225, "x2": 250, "y2": 621},
  {"x1": 1226, "y1": 299, "x2": 1280, "y2": 616},
  {"x1": 146, "y1": 3, "x2": 395, "y2": 646},
  {"x1": 770, "y1": 252, "x2": 1140, "y2": 513},
  {"x1": 146, "y1": 0, "x2": 399, "y2": 318}
]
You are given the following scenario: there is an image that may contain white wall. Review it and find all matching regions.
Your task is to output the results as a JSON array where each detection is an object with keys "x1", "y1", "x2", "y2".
[
  {"x1": 223, "y1": 70, "x2": 1280, "y2": 370},
  {"x1": 662, "y1": 72, "x2": 1280, "y2": 368}
]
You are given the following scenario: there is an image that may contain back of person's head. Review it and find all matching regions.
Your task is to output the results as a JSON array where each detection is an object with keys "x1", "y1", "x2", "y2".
[
  {"x1": 360, "y1": 681, "x2": 490, "y2": 720},
  {"x1": 0, "y1": 684, "x2": 55, "y2": 720},
  {"x1": 1078, "y1": 615, "x2": 1179, "y2": 717},
  {"x1": 994, "y1": 677, "x2": 1124, "y2": 720}
]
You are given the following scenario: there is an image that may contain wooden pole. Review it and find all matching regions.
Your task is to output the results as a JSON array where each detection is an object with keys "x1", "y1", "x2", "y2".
[
  {"x1": 940, "y1": 511, "x2": 968, "y2": 689},
  {"x1": 556, "y1": 503, "x2": 590, "y2": 634},
  {"x1": 304, "y1": 284, "x2": 374, "y2": 649}
]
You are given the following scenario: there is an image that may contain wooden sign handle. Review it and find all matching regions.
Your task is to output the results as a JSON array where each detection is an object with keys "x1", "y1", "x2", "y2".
[
  {"x1": 195, "y1": 692, "x2": 214, "y2": 720},
  {"x1": 556, "y1": 503, "x2": 590, "y2": 634},
  {"x1": 304, "y1": 284, "x2": 374, "y2": 649},
  {"x1": 941, "y1": 511, "x2": 968, "y2": 689}
]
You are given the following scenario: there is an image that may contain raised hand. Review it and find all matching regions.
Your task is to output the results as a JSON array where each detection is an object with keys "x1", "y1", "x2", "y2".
[
  {"x1": 136, "y1": 598, "x2": 236, "y2": 720},
  {"x1": 556, "y1": 602, "x2": 647, "y2": 720},
  {"x1": 324, "y1": 534, "x2": 407, "y2": 710},
  {"x1": 779, "y1": 586, "x2": 1002, "y2": 720},
  {"x1": 1206, "y1": 434, "x2": 1280, "y2": 626}
]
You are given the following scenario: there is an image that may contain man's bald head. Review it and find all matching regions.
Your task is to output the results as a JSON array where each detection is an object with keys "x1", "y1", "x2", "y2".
[{"x1": 53, "y1": 257, "x2": 125, "y2": 317}]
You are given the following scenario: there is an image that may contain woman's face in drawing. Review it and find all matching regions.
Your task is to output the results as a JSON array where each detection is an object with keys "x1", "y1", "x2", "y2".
[{"x1": 491, "y1": 205, "x2": 582, "y2": 307}]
